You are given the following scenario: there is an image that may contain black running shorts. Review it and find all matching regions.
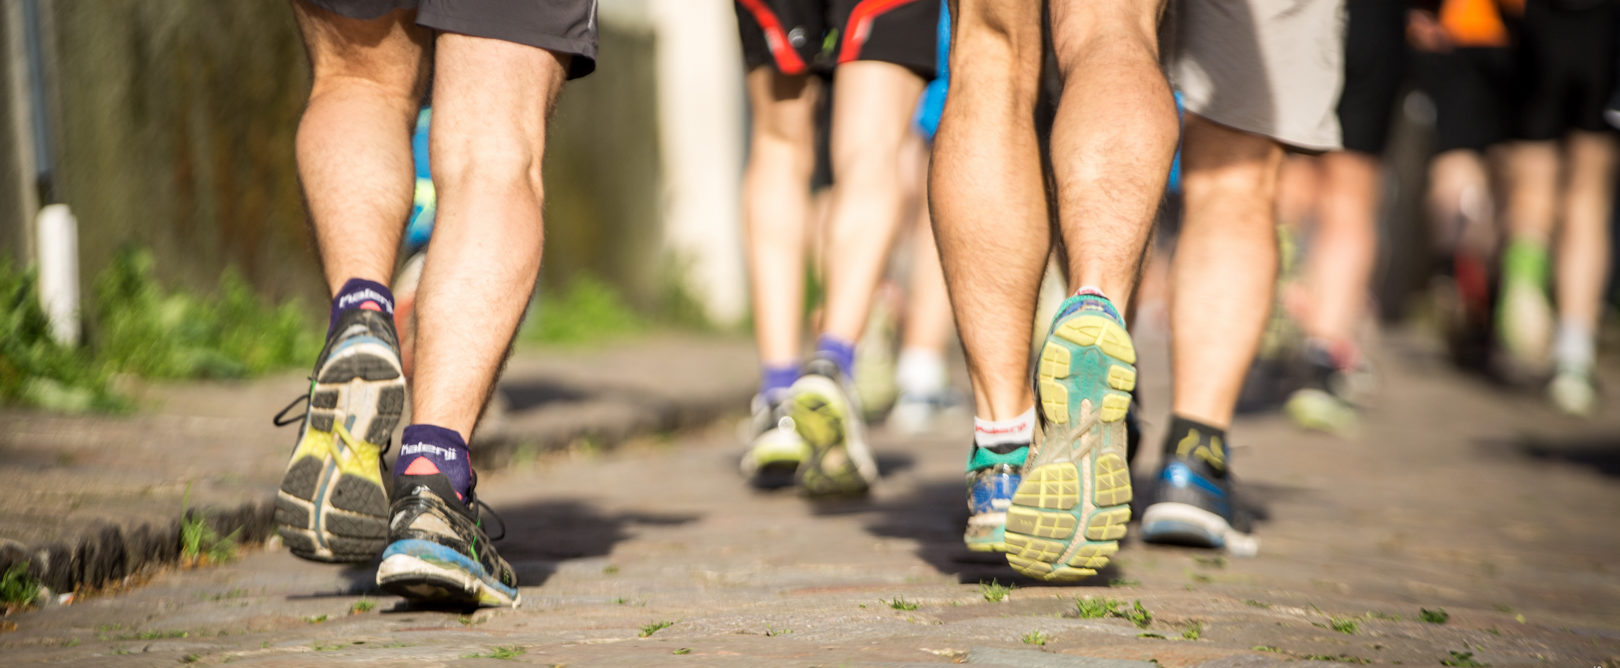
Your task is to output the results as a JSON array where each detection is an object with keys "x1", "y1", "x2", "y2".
[
  {"x1": 734, "y1": 0, "x2": 939, "y2": 78},
  {"x1": 303, "y1": 0, "x2": 598, "y2": 79},
  {"x1": 1337, "y1": 0, "x2": 1409, "y2": 156},
  {"x1": 1414, "y1": 47, "x2": 1517, "y2": 153},
  {"x1": 1515, "y1": 0, "x2": 1619, "y2": 139}
]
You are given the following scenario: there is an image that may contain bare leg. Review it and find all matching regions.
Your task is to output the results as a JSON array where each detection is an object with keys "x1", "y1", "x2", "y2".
[
  {"x1": 742, "y1": 69, "x2": 820, "y2": 369},
  {"x1": 1304, "y1": 151, "x2": 1380, "y2": 345},
  {"x1": 1048, "y1": 0, "x2": 1178, "y2": 304},
  {"x1": 293, "y1": 4, "x2": 429, "y2": 292},
  {"x1": 1171, "y1": 116, "x2": 1284, "y2": 429},
  {"x1": 930, "y1": 0, "x2": 1047, "y2": 421},
  {"x1": 411, "y1": 35, "x2": 568, "y2": 438},
  {"x1": 818, "y1": 61, "x2": 928, "y2": 343},
  {"x1": 1555, "y1": 131, "x2": 1618, "y2": 338}
]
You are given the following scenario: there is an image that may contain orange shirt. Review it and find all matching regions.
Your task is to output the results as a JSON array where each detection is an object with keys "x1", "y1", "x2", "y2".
[{"x1": 1440, "y1": 0, "x2": 1517, "y2": 47}]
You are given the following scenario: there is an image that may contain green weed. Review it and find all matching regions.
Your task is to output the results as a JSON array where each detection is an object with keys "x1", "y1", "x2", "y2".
[
  {"x1": 1304, "y1": 654, "x2": 1370, "y2": 664},
  {"x1": 673, "y1": 647, "x2": 692, "y2": 655},
  {"x1": 1075, "y1": 597, "x2": 1122, "y2": 619},
  {"x1": 1441, "y1": 650, "x2": 1487, "y2": 667},
  {"x1": 764, "y1": 625, "x2": 792, "y2": 637},
  {"x1": 1243, "y1": 599, "x2": 1270, "y2": 609},
  {"x1": 464, "y1": 646, "x2": 525, "y2": 660},
  {"x1": 1252, "y1": 645, "x2": 1284, "y2": 653},
  {"x1": 1421, "y1": 608, "x2": 1450, "y2": 624},
  {"x1": 179, "y1": 486, "x2": 239, "y2": 566},
  {"x1": 0, "y1": 563, "x2": 42, "y2": 609},
  {"x1": 888, "y1": 597, "x2": 918, "y2": 611},
  {"x1": 115, "y1": 630, "x2": 188, "y2": 640},
  {"x1": 1324, "y1": 617, "x2": 1358, "y2": 635},
  {"x1": 304, "y1": 615, "x2": 327, "y2": 624},
  {"x1": 313, "y1": 642, "x2": 345, "y2": 651},
  {"x1": 1108, "y1": 577, "x2": 1140, "y2": 587},
  {"x1": 980, "y1": 579, "x2": 1012, "y2": 603},
  {"x1": 640, "y1": 620, "x2": 675, "y2": 637},
  {"x1": 349, "y1": 599, "x2": 375, "y2": 614},
  {"x1": 1365, "y1": 610, "x2": 1401, "y2": 621},
  {"x1": 0, "y1": 261, "x2": 121, "y2": 412},
  {"x1": 1021, "y1": 630, "x2": 1049, "y2": 646},
  {"x1": 1138, "y1": 632, "x2": 1166, "y2": 639},
  {"x1": 1120, "y1": 600, "x2": 1154, "y2": 629},
  {"x1": 1181, "y1": 621, "x2": 1202, "y2": 641},
  {"x1": 521, "y1": 276, "x2": 642, "y2": 345}
]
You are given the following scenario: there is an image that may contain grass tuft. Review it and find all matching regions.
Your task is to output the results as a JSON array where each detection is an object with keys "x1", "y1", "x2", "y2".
[
  {"x1": 350, "y1": 599, "x2": 375, "y2": 614},
  {"x1": 1441, "y1": 650, "x2": 1487, "y2": 667},
  {"x1": 888, "y1": 596, "x2": 919, "y2": 611},
  {"x1": 639, "y1": 620, "x2": 675, "y2": 638},
  {"x1": 980, "y1": 579, "x2": 1013, "y2": 603},
  {"x1": 464, "y1": 646, "x2": 525, "y2": 660},
  {"x1": 1421, "y1": 607, "x2": 1450, "y2": 624},
  {"x1": 1, "y1": 563, "x2": 43, "y2": 610},
  {"x1": 1021, "y1": 630, "x2": 1049, "y2": 646},
  {"x1": 179, "y1": 484, "x2": 240, "y2": 566},
  {"x1": 1181, "y1": 621, "x2": 1202, "y2": 641}
]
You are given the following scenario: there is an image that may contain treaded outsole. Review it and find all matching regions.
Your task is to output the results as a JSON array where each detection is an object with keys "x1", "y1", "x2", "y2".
[
  {"x1": 789, "y1": 388, "x2": 871, "y2": 497},
  {"x1": 277, "y1": 342, "x2": 402, "y2": 563},
  {"x1": 1004, "y1": 313, "x2": 1136, "y2": 582}
]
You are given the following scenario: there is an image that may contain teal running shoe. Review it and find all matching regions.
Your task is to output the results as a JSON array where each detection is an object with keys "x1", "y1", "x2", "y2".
[{"x1": 1003, "y1": 293, "x2": 1135, "y2": 582}]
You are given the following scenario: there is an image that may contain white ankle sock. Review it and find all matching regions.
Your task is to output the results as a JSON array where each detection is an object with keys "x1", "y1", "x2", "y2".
[
  {"x1": 896, "y1": 348, "x2": 947, "y2": 397},
  {"x1": 974, "y1": 407, "x2": 1036, "y2": 448}
]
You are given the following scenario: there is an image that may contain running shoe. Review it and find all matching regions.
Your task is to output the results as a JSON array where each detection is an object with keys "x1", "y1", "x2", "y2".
[
  {"x1": 377, "y1": 469, "x2": 518, "y2": 608},
  {"x1": 1548, "y1": 363, "x2": 1598, "y2": 417},
  {"x1": 275, "y1": 307, "x2": 405, "y2": 563},
  {"x1": 963, "y1": 442, "x2": 1026, "y2": 552},
  {"x1": 1141, "y1": 418, "x2": 1235, "y2": 549},
  {"x1": 1285, "y1": 342, "x2": 1365, "y2": 436},
  {"x1": 788, "y1": 357, "x2": 880, "y2": 496},
  {"x1": 739, "y1": 393, "x2": 809, "y2": 489},
  {"x1": 1003, "y1": 293, "x2": 1135, "y2": 582}
]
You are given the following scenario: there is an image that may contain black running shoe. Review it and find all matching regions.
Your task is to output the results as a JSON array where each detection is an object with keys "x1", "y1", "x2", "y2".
[
  {"x1": 1141, "y1": 417, "x2": 1237, "y2": 549},
  {"x1": 377, "y1": 471, "x2": 519, "y2": 608},
  {"x1": 275, "y1": 308, "x2": 405, "y2": 563}
]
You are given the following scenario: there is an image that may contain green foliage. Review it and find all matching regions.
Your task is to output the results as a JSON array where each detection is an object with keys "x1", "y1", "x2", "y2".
[
  {"x1": 763, "y1": 625, "x2": 792, "y2": 637},
  {"x1": 888, "y1": 597, "x2": 918, "y2": 611},
  {"x1": 464, "y1": 646, "x2": 525, "y2": 660},
  {"x1": 1305, "y1": 654, "x2": 1371, "y2": 664},
  {"x1": 1181, "y1": 621, "x2": 1202, "y2": 640},
  {"x1": 93, "y1": 248, "x2": 319, "y2": 379},
  {"x1": 1252, "y1": 645, "x2": 1284, "y2": 653},
  {"x1": 349, "y1": 599, "x2": 375, "y2": 614},
  {"x1": 1318, "y1": 617, "x2": 1358, "y2": 635},
  {"x1": 179, "y1": 486, "x2": 239, "y2": 566},
  {"x1": 1421, "y1": 608, "x2": 1450, "y2": 624},
  {"x1": 1021, "y1": 630, "x2": 1049, "y2": 646},
  {"x1": 1441, "y1": 650, "x2": 1487, "y2": 667},
  {"x1": 1366, "y1": 610, "x2": 1402, "y2": 621},
  {"x1": 1074, "y1": 598, "x2": 1153, "y2": 629},
  {"x1": 979, "y1": 579, "x2": 1012, "y2": 603},
  {"x1": 0, "y1": 261, "x2": 122, "y2": 412},
  {"x1": 522, "y1": 276, "x2": 642, "y2": 344},
  {"x1": 1243, "y1": 599, "x2": 1271, "y2": 609},
  {"x1": 0, "y1": 563, "x2": 43, "y2": 609},
  {"x1": 672, "y1": 647, "x2": 692, "y2": 655},
  {"x1": 2, "y1": 248, "x2": 321, "y2": 413},
  {"x1": 639, "y1": 620, "x2": 675, "y2": 637},
  {"x1": 303, "y1": 615, "x2": 327, "y2": 624}
]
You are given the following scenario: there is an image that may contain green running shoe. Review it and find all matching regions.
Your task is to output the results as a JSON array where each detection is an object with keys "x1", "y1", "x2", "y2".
[{"x1": 1003, "y1": 292, "x2": 1134, "y2": 582}]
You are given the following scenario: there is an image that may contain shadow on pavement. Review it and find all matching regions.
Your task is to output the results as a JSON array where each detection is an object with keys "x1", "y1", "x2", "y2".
[
  {"x1": 1490, "y1": 433, "x2": 1620, "y2": 479},
  {"x1": 499, "y1": 380, "x2": 590, "y2": 412},
  {"x1": 492, "y1": 498, "x2": 699, "y2": 587}
]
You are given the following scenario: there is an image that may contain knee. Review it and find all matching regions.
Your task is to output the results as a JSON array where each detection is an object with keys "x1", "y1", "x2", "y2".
[
  {"x1": 1049, "y1": 2, "x2": 1160, "y2": 79},
  {"x1": 432, "y1": 126, "x2": 543, "y2": 200},
  {"x1": 948, "y1": 1, "x2": 1042, "y2": 102}
]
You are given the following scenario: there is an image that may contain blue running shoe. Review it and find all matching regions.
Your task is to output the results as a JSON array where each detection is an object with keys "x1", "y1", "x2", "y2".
[
  {"x1": 1141, "y1": 416, "x2": 1235, "y2": 549},
  {"x1": 377, "y1": 470, "x2": 518, "y2": 608},
  {"x1": 1003, "y1": 292, "x2": 1135, "y2": 582},
  {"x1": 964, "y1": 442, "x2": 1026, "y2": 552}
]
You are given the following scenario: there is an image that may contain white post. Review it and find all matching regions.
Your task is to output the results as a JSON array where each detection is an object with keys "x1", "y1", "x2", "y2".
[
  {"x1": 647, "y1": 0, "x2": 746, "y2": 326},
  {"x1": 36, "y1": 203, "x2": 77, "y2": 346}
]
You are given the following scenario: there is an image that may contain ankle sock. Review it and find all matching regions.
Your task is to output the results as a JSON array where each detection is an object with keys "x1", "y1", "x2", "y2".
[
  {"x1": 397, "y1": 424, "x2": 473, "y2": 503},
  {"x1": 815, "y1": 335, "x2": 857, "y2": 379},
  {"x1": 1164, "y1": 414, "x2": 1228, "y2": 472},
  {"x1": 896, "y1": 348, "x2": 947, "y2": 397},
  {"x1": 1058, "y1": 286, "x2": 1124, "y2": 325},
  {"x1": 1502, "y1": 239, "x2": 1549, "y2": 289},
  {"x1": 760, "y1": 362, "x2": 800, "y2": 401},
  {"x1": 969, "y1": 407, "x2": 1035, "y2": 470},
  {"x1": 1554, "y1": 321, "x2": 1596, "y2": 370},
  {"x1": 329, "y1": 278, "x2": 395, "y2": 336}
]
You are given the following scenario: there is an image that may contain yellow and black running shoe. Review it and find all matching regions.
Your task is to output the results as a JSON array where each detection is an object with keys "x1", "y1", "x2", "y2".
[{"x1": 274, "y1": 308, "x2": 404, "y2": 563}]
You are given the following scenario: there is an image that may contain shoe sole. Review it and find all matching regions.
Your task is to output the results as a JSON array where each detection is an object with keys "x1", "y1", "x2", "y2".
[
  {"x1": 789, "y1": 376, "x2": 878, "y2": 497},
  {"x1": 276, "y1": 339, "x2": 404, "y2": 563},
  {"x1": 743, "y1": 430, "x2": 809, "y2": 490},
  {"x1": 377, "y1": 539, "x2": 519, "y2": 609},
  {"x1": 965, "y1": 518, "x2": 1007, "y2": 553},
  {"x1": 1140, "y1": 501, "x2": 1231, "y2": 549},
  {"x1": 1004, "y1": 313, "x2": 1135, "y2": 582}
]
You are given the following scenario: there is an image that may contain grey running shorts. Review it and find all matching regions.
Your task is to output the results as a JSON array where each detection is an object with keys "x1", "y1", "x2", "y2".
[{"x1": 304, "y1": 0, "x2": 598, "y2": 79}]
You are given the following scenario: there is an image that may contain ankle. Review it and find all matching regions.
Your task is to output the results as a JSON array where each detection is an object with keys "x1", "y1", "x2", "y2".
[
  {"x1": 397, "y1": 424, "x2": 473, "y2": 503},
  {"x1": 330, "y1": 278, "x2": 395, "y2": 336}
]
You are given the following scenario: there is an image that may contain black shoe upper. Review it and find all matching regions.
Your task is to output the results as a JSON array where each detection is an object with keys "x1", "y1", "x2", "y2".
[
  {"x1": 1149, "y1": 416, "x2": 1234, "y2": 522},
  {"x1": 389, "y1": 472, "x2": 516, "y2": 589}
]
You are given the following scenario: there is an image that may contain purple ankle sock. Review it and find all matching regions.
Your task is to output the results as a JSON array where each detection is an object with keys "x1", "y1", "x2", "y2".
[
  {"x1": 815, "y1": 335, "x2": 856, "y2": 379},
  {"x1": 329, "y1": 278, "x2": 395, "y2": 335},
  {"x1": 760, "y1": 362, "x2": 800, "y2": 400},
  {"x1": 397, "y1": 424, "x2": 472, "y2": 503}
]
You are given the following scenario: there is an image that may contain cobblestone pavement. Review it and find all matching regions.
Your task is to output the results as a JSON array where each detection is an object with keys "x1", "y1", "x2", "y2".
[{"x1": 3, "y1": 331, "x2": 1618, "y2": 666}]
